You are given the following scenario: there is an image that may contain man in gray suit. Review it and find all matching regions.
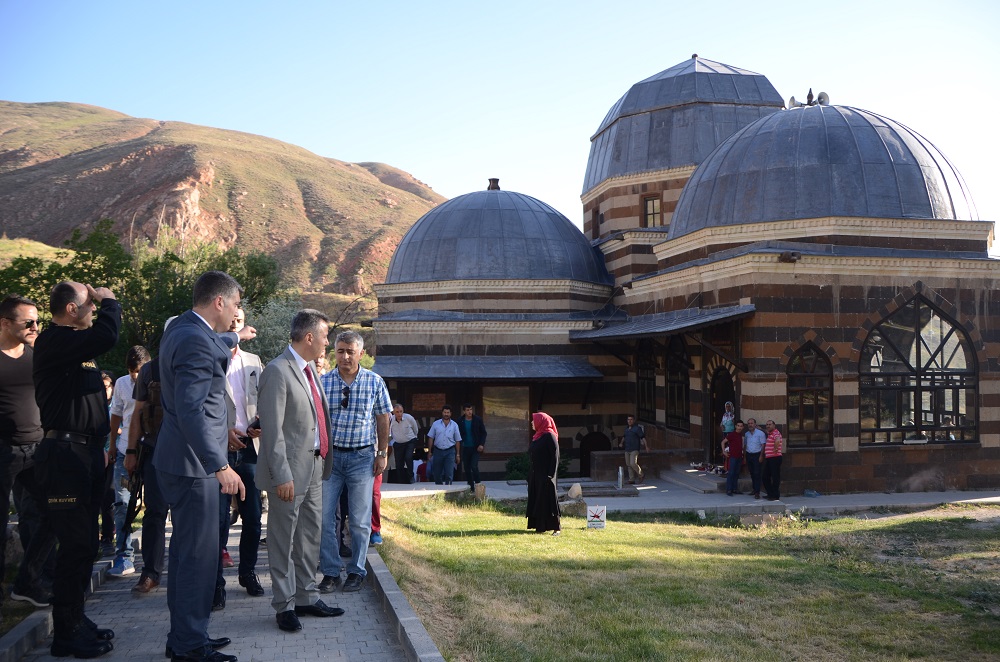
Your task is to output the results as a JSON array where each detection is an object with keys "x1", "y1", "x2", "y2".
[
  {"x1": 154, "y1": 271, "x2": 253, "y2": 662},
  {"x1": 257, "y1": 309, "x2": 344, "y2": 632}
]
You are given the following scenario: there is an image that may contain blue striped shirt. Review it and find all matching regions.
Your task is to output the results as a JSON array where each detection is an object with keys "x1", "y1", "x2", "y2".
[{"x1": 320, "y1": 367, "x2": 392, "y2": 448}]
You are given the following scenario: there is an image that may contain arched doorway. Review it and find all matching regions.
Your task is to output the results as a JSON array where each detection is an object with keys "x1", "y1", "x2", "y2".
[{"x1": 709, "y1": 367, "x2": 736, "y2": 465}]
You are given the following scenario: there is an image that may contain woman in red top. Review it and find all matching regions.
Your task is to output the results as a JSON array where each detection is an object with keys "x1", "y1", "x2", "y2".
[{"x1": 721, "y1": 420, "x2": 744, "y2": 496}]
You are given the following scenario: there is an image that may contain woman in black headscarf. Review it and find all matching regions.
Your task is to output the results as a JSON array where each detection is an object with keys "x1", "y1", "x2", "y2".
[{"x1": 526, "y1": 412, "x2": 561, "y2": 536}]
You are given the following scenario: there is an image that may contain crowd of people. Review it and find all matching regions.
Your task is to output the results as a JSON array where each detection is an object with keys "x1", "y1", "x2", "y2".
[
  {"x1": 720, "y1": 416, "x2": 785, "y2": 500},
  {"x1": 0, "y1": 270, "x2": 588, "y2": 659}
]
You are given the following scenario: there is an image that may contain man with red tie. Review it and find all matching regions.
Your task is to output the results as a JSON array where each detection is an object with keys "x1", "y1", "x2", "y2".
[{"x1": 257, "y1": 310, "x2": 343, "y2": 633}]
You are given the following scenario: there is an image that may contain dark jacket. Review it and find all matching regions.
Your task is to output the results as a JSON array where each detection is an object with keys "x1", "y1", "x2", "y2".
[{"x1": 458, "y1": 415, "x2": 487, "y2": 448}]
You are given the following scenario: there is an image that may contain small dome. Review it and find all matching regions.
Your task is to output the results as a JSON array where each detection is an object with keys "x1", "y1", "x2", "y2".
[
  {"x1": 385, "y1": 183, "x2": 611, "y2": 285},
  {"x1": 669, "y1": 105, "x2": 978, "y2": 239},
  {"x1": 583, "y1": 55, "x2": 784, "y2": 194}
]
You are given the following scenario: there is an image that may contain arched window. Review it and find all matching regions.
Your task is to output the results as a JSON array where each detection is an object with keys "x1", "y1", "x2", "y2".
[
  {"x1": 786, "y1": 343, "x2": 833, "y2": 447},
  {"x1": 665, "y1": 336, "x2": 690, "y2": 432},
  {"x1": 859, "y1": 296, "x2": 977, "y2": 444}
]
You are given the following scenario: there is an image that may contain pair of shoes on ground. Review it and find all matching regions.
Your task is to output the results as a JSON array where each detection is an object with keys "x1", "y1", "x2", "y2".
[
  {"x1": 318, "y1": 575, "x2": 341, "y2": 593},
  {"x1": 107, "y1": 556, "x2": 135, "y2": 578},
  {"x1": 166, "y1": 639, "x2": 234, "y2": 661},
  {"x1": 343, "y1": 572, "x2": 364, "y2": 592},
  {"x1": 369, "y1": 531, "x2": 383, "y2": 545},
  {"x1": 132, "y1": 574, "x2": 160, "y2": 594},
  {"x1": 50, "y1": 620, "x2": 114, "y2": 658},
  {"x1": 276, "y1": 599, "x2": 345, "y2": 632},
  {"x1": 10, "y1": 584, "x2": 52, "y2": 608},
  {"x1": 165, "y1": 636, "x2": 230, "y2": 658},
  {"x1": 212, "y1": 585, "x2": 226, "y2": 611},
  {"x1": 220, "y1": 549, "x2": 234, "y2": 568},
  {"x1": 238, "y1": 572, "x2": 264, "y2": 597}
]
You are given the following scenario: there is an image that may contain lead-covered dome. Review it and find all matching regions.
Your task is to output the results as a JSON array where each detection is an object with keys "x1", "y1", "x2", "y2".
[
  {"x1": 582, "y1": 55, "x2": 784, "y2": 194},
  {"x1": 669, "y1": 104, "x2": 979, "y2": 239},
  {"x1": 385, "y1": 182, "x2": 610, "y2": 285}
]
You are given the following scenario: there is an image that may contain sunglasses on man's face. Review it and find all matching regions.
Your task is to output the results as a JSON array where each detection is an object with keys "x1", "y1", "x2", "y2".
[
  {"x1": 4, "y1": 318, "x2": 39, "y2": 330},
  {"x1": 341, "y1": 386, "x2": 351, "y2": 409}
]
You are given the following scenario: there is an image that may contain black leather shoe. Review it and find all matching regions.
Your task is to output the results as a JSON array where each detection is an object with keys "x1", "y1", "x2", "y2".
[
  {"x1": 51, "y1": 626, "x2": 114, "y2": 658},
  {"x1": 276, "y1": 610, "x2": 302, "y2": 632},
  {"x1": 165, "y1": 638, "x2": 231, "y2": 657},
  {"x1": 238, "y1": 572, "x2": 265, "y2": 597},
  {"x1": 83, "y1": 615, "x2": 115, "y2": 641},
  {"x1": 294, "y1": 599, "x2": 345, "y2": 617},
  {"x1": 169, "y1": 646, "x2": 236, "y2": 662},
  {"x1": 339, "y1": 543, "x2": 352, "y2": 558},
  {"x1": 318, "y1": 574, "x2": 340, "y2": 593},
  {"x1": 212, "y1": 585, "x2": 226, "y2": 611},
  {"x1": 342, "y1": 572, "x2": 363, "y2": 592}
]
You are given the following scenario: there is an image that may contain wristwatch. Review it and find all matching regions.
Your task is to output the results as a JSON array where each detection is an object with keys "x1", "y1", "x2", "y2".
[
  {"x1": 216, "y1": 463, "x2": 229, "y2": 473},
  {"x1": 375, "y1": 450, "x2": 387, "y2": 458}
]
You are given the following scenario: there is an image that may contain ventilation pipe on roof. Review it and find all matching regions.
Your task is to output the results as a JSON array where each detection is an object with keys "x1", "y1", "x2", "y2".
[{"x1": 487, "y1": 178, "x2": 500, "y2": 190}]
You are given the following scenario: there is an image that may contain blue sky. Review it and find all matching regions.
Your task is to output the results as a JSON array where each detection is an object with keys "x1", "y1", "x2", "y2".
[{"x1": 2, "y1": 0, "x2": 998, "y2": 235}]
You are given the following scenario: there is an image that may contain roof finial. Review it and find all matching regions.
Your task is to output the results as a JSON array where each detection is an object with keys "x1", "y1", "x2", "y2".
[
  {"x1": 691, "y1": 53, "x2": 698, "y2": 59},
  {"x1": 487, "y1": 178, "x2": 500, "y2": 191}
]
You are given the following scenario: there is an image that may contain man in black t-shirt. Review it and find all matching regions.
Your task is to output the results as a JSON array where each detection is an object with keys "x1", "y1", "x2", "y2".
[
  {"x1": 33, "y1": 282, "x2": 120, "y2": 659},
  {"x1": 0, "y1": 294, "x2": 56, "y2": 612}
]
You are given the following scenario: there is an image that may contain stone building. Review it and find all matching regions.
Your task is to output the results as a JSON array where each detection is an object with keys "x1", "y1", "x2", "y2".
[{"x1": 372, "y1": 55, "x2": 1000, "y2": 493}]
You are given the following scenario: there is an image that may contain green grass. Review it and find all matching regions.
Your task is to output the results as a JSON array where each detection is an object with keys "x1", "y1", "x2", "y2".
[
  {"x1": 0, "y1": 237, "x2": 73, "y2": 267},
  {"x1": 379, "y1": 498, "x2": 1000, "y2": 662}
]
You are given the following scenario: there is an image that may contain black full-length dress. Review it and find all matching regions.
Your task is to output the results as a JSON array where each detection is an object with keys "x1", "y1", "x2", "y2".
[{"x1": 526, "y1": 432, "x2": 561, "y2": 532}]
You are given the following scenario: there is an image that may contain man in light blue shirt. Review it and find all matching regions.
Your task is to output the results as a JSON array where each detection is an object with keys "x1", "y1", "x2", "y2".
[
  {"x1": 743, "y1": 418, "x2": 767, "y2": 500},
  {"x1": 427, "y1": 405, "x2": 462, "y2": 485}
]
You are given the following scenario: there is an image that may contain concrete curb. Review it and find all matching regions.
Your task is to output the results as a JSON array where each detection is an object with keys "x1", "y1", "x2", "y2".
[
  {"x1": 0, "y1": 560, "x2": 110, "y2": 662},
  {"x1": 367, "y1": 550, "x2": 444, "y2": 662}
]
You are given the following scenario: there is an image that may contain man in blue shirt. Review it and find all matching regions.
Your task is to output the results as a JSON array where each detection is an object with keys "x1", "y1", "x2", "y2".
[
  {"x1": 427, "y1": 405, "x2": 462, "y2": 485},
  {"x1": 318, "y1": 331, "x2": 391, "y2": 593},
  {"x1": 743, "y1": 418, "x2": 767, "y2": 500}
]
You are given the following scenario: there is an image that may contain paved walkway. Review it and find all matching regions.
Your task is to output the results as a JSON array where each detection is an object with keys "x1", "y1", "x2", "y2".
[{"x1": 6, "y1": 480, "x2": 1000, "y2": 661}]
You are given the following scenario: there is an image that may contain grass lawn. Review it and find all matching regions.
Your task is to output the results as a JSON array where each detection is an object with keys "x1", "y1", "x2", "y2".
[{"x1": 379, "y1": 497, "x2": 1000, "y2": 662}]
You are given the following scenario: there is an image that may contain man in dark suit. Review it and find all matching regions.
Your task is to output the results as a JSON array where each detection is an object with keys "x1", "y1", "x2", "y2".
[
  {"x1": 258, "y1": 309, "x2": 344, "y2": 632},
  {"x1": 153, "y1": 271, "x2": 253, "y2": 662}
]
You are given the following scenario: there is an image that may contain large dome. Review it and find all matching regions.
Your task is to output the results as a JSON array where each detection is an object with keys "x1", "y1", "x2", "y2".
[
  {"x1": 669, "y1": 104, "x2": 978, "y2": 239},
  {"x1": 385, "y1": 183, "x2": 610, "y2": 285},
  {"x1": 582, "y1": 55, "x2": 784, "y2": 194}
]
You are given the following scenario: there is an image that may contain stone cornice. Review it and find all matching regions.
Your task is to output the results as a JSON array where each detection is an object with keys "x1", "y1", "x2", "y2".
[
  {"x1": 629, "y1": 251, "x2": 1000, "y2": 296},
  {"x1": 581, "y1": 166, "x2": 697, "y2": 205},
  {"x1": 374, "y1": 279, "x2": 614, "y2": 298},
  {"x1": 598, "y1": 230, "x2": 670, "y2": 255},
  {"x1": 655, "y1": 217, "x2": 996, "y2": 260},
  {"x1": 372, "y1": 320, "x2": 597, "y2": 333}
]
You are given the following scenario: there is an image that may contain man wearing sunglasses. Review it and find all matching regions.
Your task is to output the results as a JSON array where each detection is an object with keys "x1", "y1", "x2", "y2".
[
  {"x1": 318, "y1": 330, "x2": 391, "y2": 594},
  {"x1": 0, "y1": 295, "x2": 56, "y2": 614}
]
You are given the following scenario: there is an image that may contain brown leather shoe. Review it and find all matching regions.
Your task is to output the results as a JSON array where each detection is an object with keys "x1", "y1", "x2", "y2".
[{"x1": 132, "y1": 575, "x2": 160, "y2": 594}]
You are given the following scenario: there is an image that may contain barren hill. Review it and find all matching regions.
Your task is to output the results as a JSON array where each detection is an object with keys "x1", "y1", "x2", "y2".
[{"x1": 0, "y1": 101, "x2": 446, "y2": 293}]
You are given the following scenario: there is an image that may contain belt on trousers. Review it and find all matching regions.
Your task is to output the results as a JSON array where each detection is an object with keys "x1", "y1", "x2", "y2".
[
  {"x1": 332, "y1": 445, "x2": 373, "y2": 452},
  {"x1": 45, "y1": 430, "x2": 101, "y2": 445}
]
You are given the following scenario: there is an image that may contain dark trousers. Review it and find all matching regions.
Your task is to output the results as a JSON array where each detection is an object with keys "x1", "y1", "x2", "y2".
[
  {"x1": 140, "y1": 452, "x2": 168, "y2": 581},
  {"x1": 217, "y1": 448, "x2": 261, "y2": 580},
  {"x1": 159, "y1": 470, "x2": 218, "y2": 655},
  {"x1": 726, "y1": 457, "x2": 743, "y2": 494},
  {"x1": 0, "y1": 440, "x2": 56, "y2": 597},
  {"x1": 99, "y1": 462, "x2": 114, "y2": 544},
  {"x1": 35, "y1": 438, "x2": 104, "y2": 638},
  {"x1": 393, "y1": 440, "x2": 415, "y2": 483},
  {"x1": 762, "y1": 456, "x2": 783, "y2": 499},
  {"x1": 745, "y1": 453, "x2": 764, "y2": 496},
  {"x1": 460, "y1": 446, "x2": 480, "y2": 488}
]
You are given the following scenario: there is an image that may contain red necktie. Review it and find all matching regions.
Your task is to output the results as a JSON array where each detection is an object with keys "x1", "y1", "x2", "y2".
[{"x1": 304, "y1": 366, "x2": 329, "y2": 458}]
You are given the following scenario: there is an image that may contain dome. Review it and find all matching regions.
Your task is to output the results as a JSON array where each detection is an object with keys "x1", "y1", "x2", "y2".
[
  {"x1": 668, "y1": 105, "x2": 979, "y2": 239},
  {"x1": 582, "y1": 55, "x2": 784, "y2": 194},
  {"x1": 385, "y1": 181, "x2": 611, "y2": 285}
]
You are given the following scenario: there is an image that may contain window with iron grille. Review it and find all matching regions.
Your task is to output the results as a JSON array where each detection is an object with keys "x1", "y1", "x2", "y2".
[
  {"x1": 786, "y1": 343, "x2": 833, "y2": 447},
  {"x1": 859, "y1": 296, "x2": 977, "y2": 444},
  {"x1": 665, "y1": 336, "x2": 690, "y2": 432}
]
